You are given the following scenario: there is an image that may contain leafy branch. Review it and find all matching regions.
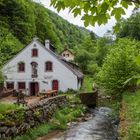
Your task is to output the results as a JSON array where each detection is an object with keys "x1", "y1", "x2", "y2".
[{"x1": 50, "y1": 0, "x2": 140, "y2": 26}]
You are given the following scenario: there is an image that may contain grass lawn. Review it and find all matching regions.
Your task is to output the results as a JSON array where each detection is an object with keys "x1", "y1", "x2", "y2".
[
  {"x1": 0, "y1": 102, "x2": 22, "y2": 113},
  {"x1": 80, "y1": 75, "x2": 93, "y2": 92},
  {"x1": 120, "y1": 90, "x2": 140, "y2": 140}
]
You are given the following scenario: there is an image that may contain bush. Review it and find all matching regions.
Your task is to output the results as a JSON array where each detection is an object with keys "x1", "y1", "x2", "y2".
[
  {"x1": 97, "y1": 39, "x2": 139, "y2": 96},
  {"x1": 0, "y1": 103, "x2": 22, "y2": 113}
]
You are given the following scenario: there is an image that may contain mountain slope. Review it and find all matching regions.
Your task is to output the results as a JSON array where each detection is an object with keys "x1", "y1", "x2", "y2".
[{"x1": 0, "y1": 0, "x2": 96, "y2": 66}]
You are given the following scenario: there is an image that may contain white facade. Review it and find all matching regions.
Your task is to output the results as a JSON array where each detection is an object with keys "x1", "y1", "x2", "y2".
[
  {"x1": 61, "y1": 50, "x2": 74, "y2": 61},
  {"x1": 2, "y1": 39, "x2": 83, "y2": 95},
  {"x1": 60, "y1": 49, "x2": 74, "y2": 62}
]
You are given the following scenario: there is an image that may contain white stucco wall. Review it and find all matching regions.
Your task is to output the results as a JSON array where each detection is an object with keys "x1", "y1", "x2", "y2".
[
  {"x1": 3, "y1": 40, "x2": 80, "y2": 93},
  {"x1": 61, "y1": 50, "x2": 74, "y2": 61}
]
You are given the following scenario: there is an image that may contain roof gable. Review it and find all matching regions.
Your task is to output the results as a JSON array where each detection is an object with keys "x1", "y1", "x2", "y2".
[
  {"x1": 3, "y1": 39, "x2": 40, "y2": 67},
  {"x1": 3, "y1": 39, "x2": 83, "y2": 78}
]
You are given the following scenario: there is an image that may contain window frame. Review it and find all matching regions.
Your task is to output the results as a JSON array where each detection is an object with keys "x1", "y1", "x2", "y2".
[
  {"x1": 32, "y1": 48, "x2": 38, "y2": 57},
  {"x1": 18, "y1": 82, "x2": 26, "y2": 90},
  {"x1": 6, "y1": 82, "x2": 14, "y2": 90},
  {"x1": 18, "y1": 62, "x2": 25, "y2": 72},
  {"x1": 45, "y1": 61, "x2": 53, "y2": 72}
]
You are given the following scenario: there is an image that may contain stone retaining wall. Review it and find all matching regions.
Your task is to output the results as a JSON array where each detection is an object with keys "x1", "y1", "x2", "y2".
[
  {"x1": 0, "y1": 95, "x2": 67, "y2": 139},
  {"x1": 0, "y1": 90, "x2": 13, "y2": 99},
  {"x1": 78, "y1": 92, "x2": 98, "y2": 107}
]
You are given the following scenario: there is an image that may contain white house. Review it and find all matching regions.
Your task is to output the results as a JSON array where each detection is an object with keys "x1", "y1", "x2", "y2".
[
  {"x1": 2, "y1": 38, "x2": 84, "y2": 96},
  {"x1": 60, "y1": 45, "x2": 74, "y2": 61}
]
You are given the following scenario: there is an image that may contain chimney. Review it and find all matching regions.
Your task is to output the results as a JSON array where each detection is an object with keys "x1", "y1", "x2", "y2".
[
  {"x1": 45, "y1": 39, "x2": 50, "y2": 49},
  {"x1": 33, "y1": 37, "x2": 39, "y2": 41}
]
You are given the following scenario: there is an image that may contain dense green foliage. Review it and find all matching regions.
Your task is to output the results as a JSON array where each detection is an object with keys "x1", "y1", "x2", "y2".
[
  {"x1": 80, "y1": 76, "x2": 94, "y2": 92},
  {"x1": 120, "y1": 90, "x2": 140, "y2": 140},
  {"x1": 1, "y1": 1, "x2": 140, "y2": 140},
  {"x1": 0, "y1": 27, "x2": 23, "y2": 66},
  {"x1": 51, "y1": 0, "x2": 139, "y2": 27},
  {"x1": 97, "y1": 39, "x2": 139, "y2": 95},
  {"x1": 0, "y1": 0, "x2": 139, "y2": 96},
  {"x1": 0, "y1": 0, "x2": 114, "y2": 79},
  {"x1": 0, "y1": 0, "x2": 95, "y2": 66},
  {"x1": 74, "y1": 36, "x2": 112, "y2": 74},
  {"x1": 0, "y1": 103, "x2": 22, "y2": 113},
  {"x1": 115, "y1": 12, "x2": 140, "y2": 40}
]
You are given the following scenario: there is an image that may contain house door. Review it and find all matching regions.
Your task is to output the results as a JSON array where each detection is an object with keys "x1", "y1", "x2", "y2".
[
  {"x1": 30, "y1": 82, "x2": 39, "y2": 96},
  {"x1": 52, "y1": 80, "x2": 59, "y2": 91}
]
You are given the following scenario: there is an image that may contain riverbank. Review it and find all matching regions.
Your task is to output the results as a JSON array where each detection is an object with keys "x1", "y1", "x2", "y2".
[
  {"x1": 119, "y1": 90, "x2": 140, "y2": 140},
  {"x1": 14, "y1": 93, "x2": 86, "y2": 140},
  {"x1": 36, "y1": 92, "x2": 120, "y2": 140},
  {"x1": 38, "y1": 107, "x2": 118, "y2": 140}
]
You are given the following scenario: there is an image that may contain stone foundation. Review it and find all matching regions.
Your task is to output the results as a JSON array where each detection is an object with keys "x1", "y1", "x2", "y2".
[{"x1": 0, "y1": 95, "x2": 67, "y2": 139}]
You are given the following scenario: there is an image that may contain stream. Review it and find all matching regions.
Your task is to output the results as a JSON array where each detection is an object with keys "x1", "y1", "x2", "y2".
[{"x1": 38, "y1": 107, "x2": 118, "y2": 140}]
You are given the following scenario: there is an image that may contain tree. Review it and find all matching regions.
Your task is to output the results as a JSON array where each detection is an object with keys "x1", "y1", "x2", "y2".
[
  {"x1": 75, "y1": 49, "x2": 94, "y2": 73},
  {"x1": 97, "y1": 38, "x2": 139, "y2": 96},
  {"x1": 51, "y1": 0, "x2": 139, "y2": 27},
  {"x1": 34, "y1": 3, "x2": 61, "y2": 47},
  {"x1": 0, "y1": 27, "x2": 23, "y2": 66},
  {"x1": 0, "y1": 0, "x2": 36, "y2": 44},
  {"x1": 95, "y1": 37, "x2": 112, "y2": 66},
  {"x1": 115, "y1": 12, "x2": 140, "y2": 40},
  {"x1": 90, "y1": 31, "x2": 96, "y2": 40}
]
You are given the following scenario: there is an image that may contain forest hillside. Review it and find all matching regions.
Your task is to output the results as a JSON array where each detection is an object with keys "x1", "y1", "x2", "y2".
[{"x1": 0, "y1": 0, "x2": 97, "y2": 66}]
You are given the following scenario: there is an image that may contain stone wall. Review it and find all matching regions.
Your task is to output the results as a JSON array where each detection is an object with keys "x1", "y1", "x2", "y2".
[
  {"x1": 78, "y1": 92, "x2": 98, "y2": 107},
  {"x1": 0, "y1": 95, "x2": 67, "y2": 139},
  {"x1": 0, "y1": 90, "x2": 13, "y2": 99}
]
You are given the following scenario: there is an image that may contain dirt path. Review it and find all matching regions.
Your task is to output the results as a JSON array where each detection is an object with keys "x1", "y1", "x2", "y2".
[
  {"x1": 0, "y1": 96, "x2": 40, "y2": 105},
  {"x1": 38, "y1": 131, "x2": 65, "y2": 140}
]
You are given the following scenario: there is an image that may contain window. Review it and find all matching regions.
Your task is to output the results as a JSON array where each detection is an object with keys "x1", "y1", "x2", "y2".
[
  {"x1": 18, "y1": 62, "x2": 25, "y2": 72},
  {"x1": 18, "y1": 82, "x2": 26, "y2": 90},
  {"x1": 32, "y1": 49, "x2": 38, "y2": 57},
  {"x1": 6, "y1": 82, "x2": 14, "y2": 90},
  {"x1": 45, "y1": 61, "x2": 53, "y2": 71}
]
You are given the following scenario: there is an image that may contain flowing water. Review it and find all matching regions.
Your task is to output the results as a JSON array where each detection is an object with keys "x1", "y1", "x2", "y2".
[{"x1": 38, "y1": 107, "x2": 118, "y2": 140}]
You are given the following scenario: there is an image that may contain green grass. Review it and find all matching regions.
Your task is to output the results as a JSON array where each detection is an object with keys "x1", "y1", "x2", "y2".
[
  {"x1": 120, "y1": 90, "x2": 140, "y2": 140},
  {"x1": 13, "y1": 94, "x2": 86, "y2": 140},
  {"x1": 14, "y1": 123, "x2": 53, "y2": 140},
  {"x1": 80, "y1": 75, "x2": 93, "y2": 92},
  {"x1": 0, "y1": 102, "x2": 22, "y2": 113}
]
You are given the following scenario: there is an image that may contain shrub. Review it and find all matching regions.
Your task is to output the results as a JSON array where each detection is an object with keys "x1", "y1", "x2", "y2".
[
  {"x1": 0, "y1": 103, "x2": 22, "y2": 113},
  {"x1": 97, "y1": 39, "x2": 139, "y2": 96}
]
